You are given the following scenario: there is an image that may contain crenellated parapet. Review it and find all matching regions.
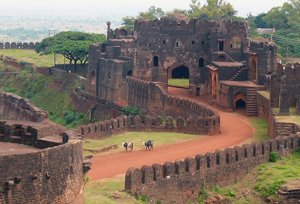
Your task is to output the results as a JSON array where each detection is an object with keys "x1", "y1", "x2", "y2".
[
  {"x1": 0, "y1": 42, "x2": 39, "y2": 50},
  {"x1": 125, "y1": 135, "x2": 300, "y2": 203},
  {"x1": 79, "y1": 113, "x2": 220, "y2": 138},
  {"x1": 249, "y1": 40, "x2": 277, "y2": 53}
]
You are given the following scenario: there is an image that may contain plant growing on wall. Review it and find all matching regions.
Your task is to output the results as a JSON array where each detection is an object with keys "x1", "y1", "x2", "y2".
[{"x1": 121, "y1": 106, "x2": 140, "y2": 117}]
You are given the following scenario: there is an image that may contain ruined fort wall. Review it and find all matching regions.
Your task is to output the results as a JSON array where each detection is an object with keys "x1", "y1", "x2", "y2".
[
  {"x1": 249, "y1": 40, "x2": 277, "y2": 85},
  {"x1": 126, "y1": 77, "x2": 220, "y2": 135},
  {"x1": 257, "y1": 92, "x2": 270, "y2": 121},
  {"x1": 0, "y1": 140, "x2": 83, "y2": 204},
  {"x1": 125, "y1": 135, "x2": 300, "y2": 203},
  {"x1": 0, "y1": 42, "x2": 39, "y2": 50},
  {"x1": 80, "y1": 113, "x2": 218, "y2": 139},
  {"x1": 0, "y1": 92, "x2": 48, "y2": 122},
  {"x1": 0, "y1": 120, "x2": 84, "y2": 204}
]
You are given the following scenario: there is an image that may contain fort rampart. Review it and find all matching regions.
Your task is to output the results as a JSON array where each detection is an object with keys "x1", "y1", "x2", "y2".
[
  {"x1": 125, "y1": 135, "x2": 300, "y2": 203},
  {"x1": 0, "y1": 120, "x2": 84, "y2": 204},
  {"x1": 0, "y1": 42, "x2": 39, "y2": 50},
  {"x1": 80, "y1": 113, "x2": 219, "y2": 139},
  {"x1": 0, "y1": 91, "x2": 48, "y2": 122},
  {"x1": 127, "y1": 77, "x2": 219, "y2": 124}
]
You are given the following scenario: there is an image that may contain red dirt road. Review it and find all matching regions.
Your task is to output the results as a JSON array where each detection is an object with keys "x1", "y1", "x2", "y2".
[{"x1": 89, "y1": 87, "x2": 254, "y2": 180}]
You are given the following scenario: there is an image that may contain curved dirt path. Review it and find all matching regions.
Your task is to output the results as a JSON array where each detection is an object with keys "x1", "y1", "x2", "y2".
[{"x1": 89, "y1": 87, "x2": 254, "y2": 180}]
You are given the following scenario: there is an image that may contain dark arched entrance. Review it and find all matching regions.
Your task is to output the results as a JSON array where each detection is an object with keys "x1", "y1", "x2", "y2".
[
  {"x1": 168, "y1": 65, "x2": 190, "y2": 88},
  {"x1": 235, "y1": 99, "x2": 246, "y2": 109}
]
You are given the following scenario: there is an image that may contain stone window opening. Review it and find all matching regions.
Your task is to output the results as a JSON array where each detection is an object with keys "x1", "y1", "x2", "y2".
[
  {"x1": 153, "y1": 56, "x2": 159, "y2": 67},
  {"x1": 218, "y1": 40, "x2": 224, "y2": 52},
  {"x1": 198, "y1": 58, "x2": 204, "y2": 68},
  {"x1": 192, "y1": 40, "x2": 195, "y2": 45},
  {"x1": 163, "y1": 40, "x2": 166, "y2": 44},
  {"x1": 201, "y1": 40, "x2": 205, "y2": 45},
  {"x1": 148, "y1": 43, "x2": 151, "y2": 47},
  {"x1": 175, "y1": 40, "x2": 181, "y2": 48}
]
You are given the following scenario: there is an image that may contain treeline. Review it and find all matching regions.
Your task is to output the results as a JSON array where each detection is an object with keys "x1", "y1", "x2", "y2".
[
  {"x1": 121, "y1": 0, "x2": 300, "y2": 57},
  {"x1": 248, "y1": 0, "x2": 300, "y2": 57}
]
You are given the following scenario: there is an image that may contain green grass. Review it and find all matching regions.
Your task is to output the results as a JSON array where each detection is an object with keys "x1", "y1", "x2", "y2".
[
  {"x1": 168, "y1": 79, "x2": 189, "y2": 88},
  {"x1": 83, "y1": 132, "x2": 202, "y2": 155},
  {"x1": 249, "y1": 117, "x2": 269, "y2": 142},
  {"x1": 200, "y1": 150, "x2": 300, "y2": 203},
  {"x1": 255, "y1": 149, "x2": 300, "y2": 199},
  {"x1": 84, "y1": 176, "x2": 143, "y2": 204},
  {"x1": 273, "y1": 107, "x2": 300, "y2": 126},
  {"x1": 0, "y1": 63, "x2": 89, "y2": 128},
  {"x1": 0, "y1": 49, "x2": 65, "y2": 67}
]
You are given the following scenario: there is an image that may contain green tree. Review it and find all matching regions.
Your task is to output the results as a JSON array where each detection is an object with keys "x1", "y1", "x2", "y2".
[
  {"x1": 35, "y1": 31, "x2": 106, "y2": 71},
  {"x1": 188, "y1": 0, "x2": 236, "y2": 19},
  {"x1": 165, "y1": 9, "x2": 188, "y2": 18},
  {"x1": 121, "y1": 6, "x2": 165, "y2": 31}
]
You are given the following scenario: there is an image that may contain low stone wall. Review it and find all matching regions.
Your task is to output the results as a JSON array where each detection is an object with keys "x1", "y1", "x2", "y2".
[
  {"x1": 0, "y1": 92, "x2": 48, "y2": 122},
  {"x1": 257, "y1": 91, "x2": 270, "y2": 121},
  {"x1": 80, "y1": 114, "x2": 219, "y2": 139},
  {"x1": 0, "y1": 42, "x2": 39, "y2": 50},
  {"x1": 125, "y1": 135, "x2": 300, "y2": 203},
  {"x1": 0, "y1": 121, "x2": 84, "y2": 204}
]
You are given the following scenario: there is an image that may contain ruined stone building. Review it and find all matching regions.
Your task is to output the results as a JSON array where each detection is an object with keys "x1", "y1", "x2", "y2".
[{"x1": 88, "y1": 17, "x2": 277, "y2": 116}]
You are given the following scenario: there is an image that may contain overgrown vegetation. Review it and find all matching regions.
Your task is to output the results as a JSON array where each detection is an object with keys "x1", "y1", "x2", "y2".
[
  {"x1": 248, "y1": 0, "x2": 300, "y2": 57},
  {"x1": 269, "y1": 152, "x2": 279, "y2": 162},
  {"x1": 200, "y1": 150, "x2": 300, "y2": 203},
  {"x1": 0, "y1": 63, "x2": 89, "y2": 128},
  {"x1": 121, "y1": 106, "x2": 140, "y2": 117}
]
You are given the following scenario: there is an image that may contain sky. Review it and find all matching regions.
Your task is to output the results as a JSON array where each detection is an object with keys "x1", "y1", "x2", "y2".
[{"x1": 0, "y1": 0, "x2": 288, "y2": 19}]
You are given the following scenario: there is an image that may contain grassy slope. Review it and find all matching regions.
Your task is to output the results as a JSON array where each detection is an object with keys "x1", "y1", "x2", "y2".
[
  {"x1": 0, "y1": 49, "x2": 65, "y2": 67},
  {"x1": 249, "y1": 117, "x2": 269, "y2": 142},
  {"x1": 168, "y1": 79, "x2": 189, "y2": 88},
  {"x1": 0, "y1": 62, "x2": 89, "y2": 128},
  {"x1": 201, "y1": 150, "x2": 300, "y2": 204},
  {"x1": 83, "y1": 132, "x2": 202, "y2": 156}
]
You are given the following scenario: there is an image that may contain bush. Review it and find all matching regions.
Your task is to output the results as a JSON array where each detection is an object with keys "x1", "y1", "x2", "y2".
[
  {"x1": 255, "y1": 179, "x2": 284, "y2": 197},
  {"x1": 135, "y1": 194, "x2": 148, "y2": 202},
  {"x1": 197, "y1": 188, "x2": 208, "y2": 204},
  {"x1": 63, "y1": 111, "x2": 84, "y2": 125},
  {"x1": 122, "y1": 106, "x2": 140, "y2": 116},
  {"x1": 269, "y1": 152, "x2": 279, "y2": 162}
]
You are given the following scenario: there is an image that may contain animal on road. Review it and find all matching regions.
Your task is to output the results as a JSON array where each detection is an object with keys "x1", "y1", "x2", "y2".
[
  {"x1": 122, "y1": 142, "x2": 133, "y2": 151},
  {"x1": 143, "y1": 140, "x2": 154, "y2": 151}
]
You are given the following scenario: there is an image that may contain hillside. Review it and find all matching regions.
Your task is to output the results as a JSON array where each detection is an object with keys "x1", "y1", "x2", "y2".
[{"x1": 0, "y1": 57, "x2": 90, "y2": 128}]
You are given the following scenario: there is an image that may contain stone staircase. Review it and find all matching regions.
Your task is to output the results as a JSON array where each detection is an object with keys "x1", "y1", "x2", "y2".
[
  {"x1": 230, "y1": 67, "x2": 248, "y2": 81},
  {"x1": 246, "y1": 87, "x2": 259, "y2": 116}
]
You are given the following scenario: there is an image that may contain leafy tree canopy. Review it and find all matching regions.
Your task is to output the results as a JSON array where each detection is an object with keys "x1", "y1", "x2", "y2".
[
  {"x1": 188, "y1": 0, "x2": 236, "y2": 19},
  {"x1": 35, "y1": 31, "x2": 106, "y2": 67},
  {"x1": 121, "y1": 0, "x2": 237, "y2": 31}
]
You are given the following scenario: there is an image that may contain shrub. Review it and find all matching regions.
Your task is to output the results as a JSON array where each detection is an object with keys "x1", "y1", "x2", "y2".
[
  {"x1": 122, "y1": 106, "x2": 140, "y2": 116},
  {"x1": 269, "y1": 152, "x2": 279, "y2": 162},
  {"x1": 255, "y1": 179, "x2": 284, "y2": 197},
  {"x1": 197, "y1": 188, "x2": 208, "y2": 204},
  {"x1": 135, "y1": 194, "x2": 148, "y2": 202}
]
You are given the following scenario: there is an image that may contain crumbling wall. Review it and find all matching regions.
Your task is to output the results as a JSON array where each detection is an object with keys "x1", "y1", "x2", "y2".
[
  {"x1": 0, "y1": 121, "x2": 84, "y2": 204},
  {"x1": 257, "y1": 92, "x2": 270, "y2": 121},
  {"x1": 125, "y1": 135, "x2": 300, "y2": 203},
  {"x1": 0, "y1": 92, "x2": 48, "y2": 122},
  {"x1": 248, "y1": 40, "x2": 277, "y2": 85}
]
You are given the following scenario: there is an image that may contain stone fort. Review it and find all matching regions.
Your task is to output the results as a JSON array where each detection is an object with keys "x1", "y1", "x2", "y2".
[
  {"x1": 88, "y1": 17, "x2": 277, "y2": 117},
  {"x1": 86, "y1": 16, "x2": 300, "y2": 203}
]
